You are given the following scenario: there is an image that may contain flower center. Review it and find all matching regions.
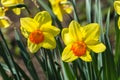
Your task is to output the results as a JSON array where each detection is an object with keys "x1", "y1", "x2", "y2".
[
  {"x1": 71, "y1": 41, "x2": 86, "y2": 56},
  {"x1": 29, "y1": 30, "x2": 44, "y2": 44}
]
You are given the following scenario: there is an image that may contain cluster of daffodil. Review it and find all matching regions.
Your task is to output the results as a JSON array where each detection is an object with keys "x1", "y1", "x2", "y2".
[
  {"x1": 0, "y1": 0, "x2": 106, "y2": 62},
  {"x1": 1, "y1": 0, "x2": 120, "y2": 80},
  {"x1": 21, "y1": 11, "x2": 106, "y2": 62},
  {"x1": 0, "y1": 0, "x2": 24, "y2": 28}
]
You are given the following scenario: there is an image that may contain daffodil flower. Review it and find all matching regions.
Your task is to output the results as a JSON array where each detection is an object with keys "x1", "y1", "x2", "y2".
[
  {"x1": 61, "y1": 20, "x2": 106, "y2": 62},
  {"x1": 114, "y1": 1, "x2": 120, "y2": 29},
  {"x1": 1, "y1": 0, "x2": 24, "y2": 15},
  {"x1": 49, "y1": 0, "x2": 72, "y2": 21},
  {"x1": 0, "y1": 7, "x2": 10, "y2": 28},
  {"x1": 20, "y1": 11, "x2": 60, "y2": 53}
]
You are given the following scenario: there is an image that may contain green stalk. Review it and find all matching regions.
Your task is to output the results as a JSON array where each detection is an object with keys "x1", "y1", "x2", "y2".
[
  {"x1": 45, "y1": 49, "x2": 61, "y2": 80},
  {"x1": 0, "y1": 29, "x2": 21, "y2": 80},
  {"x1": 71, "y1": 0, "x2": 80, "y2": 22},
  {"x1": 14, "y1": 28, "x2": 39, "y2": 80},
  {"x1": 85, "y1": 0, "x2": 91, "y2": 23},
  {"x1": 0, "y1": 63, "x2": 11, "y2": 80},
  {"x1": 56, "y1": 37, "x2": 76, "y2": 80},
  {"x1": 114, "y1": 14, "x2": 120, "y2": 78}
]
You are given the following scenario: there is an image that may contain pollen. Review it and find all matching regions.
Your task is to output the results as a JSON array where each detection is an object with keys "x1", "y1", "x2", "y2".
[
  {"x1": 29, "y1": 30, "x2": 44, "y2": 44},
  {"x1": 71, "y1": 41, "x2": 86, "y2": 56}
]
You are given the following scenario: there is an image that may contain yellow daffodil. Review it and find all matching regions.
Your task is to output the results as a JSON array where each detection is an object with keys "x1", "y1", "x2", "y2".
[
  {"x1": 61, "y1": 20, "x2": 106, "y2": 62},
  {"x1": 114, "y1": 1, "x2": 120, "y2": 15},
  {"x1": 49, "y1": 0, "x2": 72, "y2": 21},
  {"x1": 0, "y1": 7, "x2": 10, "y2": 28},
  {"x1": 114, "y1": 1, "x2": 120, "y2": 29},
  {"x1": 1, "y1": 0, "x2": 24, "y2": 15},
  {"x1": 20, "y1": 11, "x2": 60, "y2": 53}
]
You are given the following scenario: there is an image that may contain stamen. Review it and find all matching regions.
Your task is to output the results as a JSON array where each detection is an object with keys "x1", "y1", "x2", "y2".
[
  {"x1": 71, "y1": 41, "x2": 86, "y2": 56},
  {"x1": 29, "y1": 30, "x2": 44, "y2": 44}
]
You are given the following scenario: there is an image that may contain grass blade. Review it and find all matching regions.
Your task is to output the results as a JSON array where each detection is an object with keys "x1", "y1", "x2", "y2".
[{"x1": 14, "y1": 28, "x2": 39, "y2": 80}]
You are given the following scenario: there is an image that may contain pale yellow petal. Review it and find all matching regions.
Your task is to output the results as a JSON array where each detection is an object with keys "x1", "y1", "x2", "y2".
[
  {"x1": 114, "y1": 1, "x2": 120, "y2": 15},
  {"x1": 61, "y1": 28, "x2": 74, "y2": 45},
  {"x1": 53, "y1": 5, "x2": 63, "y2": 21},
  {"x1": 61, "y1": 3, "x2": 72, "y2": 14},
  {"x1": 12, "y1": 8, "x2": 21, "y2": 15},
  {"x1": 49, "y1": 0, "x2": 63, "y2": 21},
  {"x1": 84, "y1": 23, "x2": 100, "y2": 43},
  {"x1": 41, "y1": 32, "x2": 56, "y2": 49},
  {"x1": 28, "y1": 39, "x2": 43, "y2": 53},
  {"x1": 85, "y1": 40, "x2": 99, "y2": 45},
  {"x1": 34, "y1": 11, "x2": 52, "y2": 26},
  {"x1": 20, "y1": 26, "x2": 29, "y2": 38},
  {"x1": 1, "y1": 0, "x2": 24, "y2": 6},
  {"x1": 40, "y1": 25, "x2": 60, "y2": 37},
  {"x1": 69, "y1": 20, "x2": 83, "y2": 41},
  {"x1": 87, "y1": 41, "x2": 106, "y2": 53},
  {"x1": 80, "y1": 50, "x2": 92, "y2": 62},
  {"x1": 0, "y1": 7, "x2": 5, "y2": 16},
  {"x1": 20, "y1": 17, "x2": 39, "y2": 32},
  {"x1": 1, "y1": 0, "x2": 17, "y2": 6},
  {"x1": 118, "y1": 17, "x2": 120, "y2": 29},
  {"x1": 64, "y1": 6, "x2": 72, "y2": 14},
  {"x1": 0, "y1": 19, "x2": 10, "y2": 28},
  {"x1": 62, "y1": 44, "x2": 78, "y2": 62},
  {"x1": 18, "y1": 0, "x2": 24, "y2": 3}
]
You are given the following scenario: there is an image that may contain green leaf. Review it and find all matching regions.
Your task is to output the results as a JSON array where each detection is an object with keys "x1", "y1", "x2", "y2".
[
  {"x1": 102, "y1": 9, "x2": 117, "y2": 80},
  {"x1": 0, "y1": 63, "x2": 11, "y2": 80},
  {"x1": 85, "y1": 0, "x2": 91, "y2": 23},
  {"x1": 14, "y1": 62, "x2": 30, "y2": 80},
  {"x1": 14, "y1": 28, "x2": 39, "y2": 80},
  {"x1": 114, "y1": 10, "x2": 120, "y2": 79},
  {"x1": 71, "y1": 0, "x2": 80, "y2": 22},
  {"x1": 0, "y1": 29, "x2": 21, "y2": 80},
  {"x1": 61, "y1": 62, "x2": 76, "y2": 80},
  {"x1": 102, "y1": 35, "x2": 117, "y2": 80}
]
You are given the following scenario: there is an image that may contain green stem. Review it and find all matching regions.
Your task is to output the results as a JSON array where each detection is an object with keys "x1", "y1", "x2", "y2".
[
  {"x1": 71, "y1": 0, "x2": 80, "y2": 22},
  {"x1": 0, "y1": 29, "x2": 21, "y2": 80}
]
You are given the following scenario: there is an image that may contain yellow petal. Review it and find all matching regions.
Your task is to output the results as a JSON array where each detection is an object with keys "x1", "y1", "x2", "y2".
[
  {"x1": 118, "y1": 17, "x2": 120, "y2": 29},
  {"x1": 41, "y1": 32, "x2": 56, "y2": 49},
  {"x1": 62, "y1": 44, "x2": 78, "y2": 62},
  {"x1": 40, "y1": 25, "x2": 60, "y2": 37},
  {"x1": 114, "y1": 1, "x2": 120, "y2": 15},
  {"x1": 53, "y1": 5, "x2": 63, "y2": 21},
  {"x1": 87, "y1": 41, "x2": 106, "y2": 53},
  {"x1": 34, "y1": 11, "x2": 52, "y2": 26},
  {"x1": 18, "y1": 0, "x2": 24, "y2": 3},
  {"x1": 0, "y1": 7, "x2": 5, "y2": 16},
  {"x1": 1, "y1": 0, "x2": 24, "y2": 6},
  {"x1": 20, "y1": 17, "x2": 39, "y2": 32},
  {"x1": 69, "y1": 20, "x2": 83, "y2": 41},
  {"x1": 28, "y1": 39, "x2": 43, "y2": 53},
  {"x1": 0, "y1": 19, "x2": 10, "y2": 28},
  {"x1": 49, "y1": 0, "x2": 60, "y2": 4},
  {"x1": 64, "y1": 6, "x2": 72, "y2": 14},
  {"x1": 1, "y1": 0, "x2": 16, "y2": 6},
  {"x1": 61, "y1": 28, "x2": 74, "y2": 45},
  {"x1": 20, "y1": 26, "x2": 29, "y2": 38},
  {"x1": 84, "y1": 23, "x2": 100, "y2": 43},
  {"x1": 61, "y1": 2, "x2": 72, "y2": 14},
  {"x1": 80, "y1": 50, "x2": 92, "y2": 62},
  {"x1": 12, "y1": 8, "x2": 21, "y2": 15},
  {"x1": 85, "y1": 40, "x2": 99, "y2": 45},
  {"x1": 49, "y1": 0, "x2": 63, "y2": 21}
]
